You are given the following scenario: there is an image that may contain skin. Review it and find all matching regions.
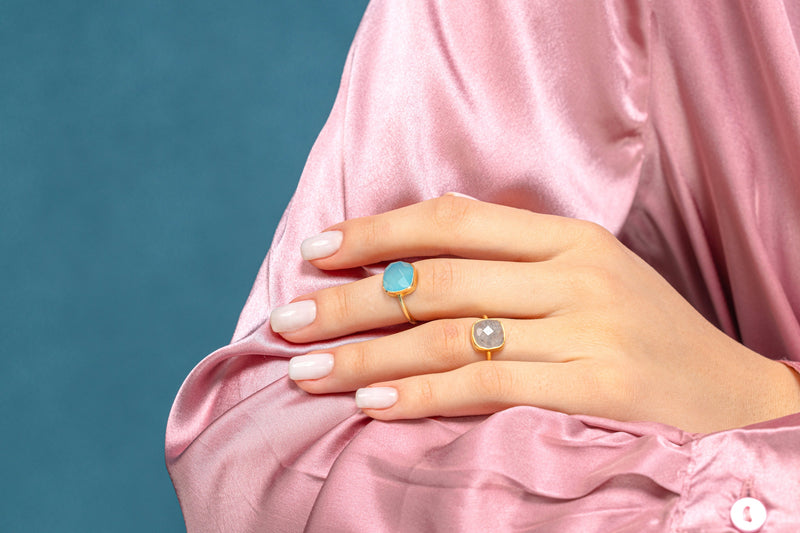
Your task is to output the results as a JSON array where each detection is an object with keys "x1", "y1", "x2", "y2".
[{"x1": 275, "y1": 195, "x2": 800, "y2": 434}]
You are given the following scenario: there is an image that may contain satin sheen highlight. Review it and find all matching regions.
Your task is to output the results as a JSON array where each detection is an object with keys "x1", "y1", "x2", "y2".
[{"x1": 166, "y1": 2, "x2": 800, "y2": 531}]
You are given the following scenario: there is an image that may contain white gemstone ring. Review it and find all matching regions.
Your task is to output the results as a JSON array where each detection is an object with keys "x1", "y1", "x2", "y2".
[{"x1": 471, "y1": 315, "x2": 505, "y2": 361}]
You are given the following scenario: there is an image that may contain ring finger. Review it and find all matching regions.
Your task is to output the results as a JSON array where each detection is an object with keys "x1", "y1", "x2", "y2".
[{"x1": 290, "y1": 315, "x2": 576, "y2": 395}]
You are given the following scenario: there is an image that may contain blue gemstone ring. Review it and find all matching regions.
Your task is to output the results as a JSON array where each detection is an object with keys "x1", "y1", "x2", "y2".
[{"x1": 382, "y1": 261, "x2": 418, "y2": 324}]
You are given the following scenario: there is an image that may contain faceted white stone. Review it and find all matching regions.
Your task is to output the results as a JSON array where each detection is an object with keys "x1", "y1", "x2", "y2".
[{"x1": 473, "y1": 319, "x2": 504, "y2": 350}]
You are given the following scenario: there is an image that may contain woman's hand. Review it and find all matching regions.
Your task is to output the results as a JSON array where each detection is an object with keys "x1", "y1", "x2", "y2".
[{"x1": 270, "y1": 196, "x2": 800, "y2": 433}]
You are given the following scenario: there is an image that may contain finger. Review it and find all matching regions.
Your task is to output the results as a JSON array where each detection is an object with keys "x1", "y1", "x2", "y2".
[
  {"x1": 356, "y1": 360, "x2": 604, "y2": 420},
  {"x1": 302, "y1": 195, "x2": 605, "y2": 269},
  {"x1": 273, "y1": 258, "x2": 572, "y2": 342},
  {"x1": 291, "y1": 316, "x2": 577, "y2": 395}
]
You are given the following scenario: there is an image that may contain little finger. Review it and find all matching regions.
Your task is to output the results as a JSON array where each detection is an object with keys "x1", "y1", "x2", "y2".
[{"x1": 356, "y1": 360, "x2": 604, "y2": 420}]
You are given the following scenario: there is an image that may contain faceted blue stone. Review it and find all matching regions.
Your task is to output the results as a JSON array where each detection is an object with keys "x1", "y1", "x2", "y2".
[{"x1": 383, "y1": 261, "x2": 416, "y2": 295}]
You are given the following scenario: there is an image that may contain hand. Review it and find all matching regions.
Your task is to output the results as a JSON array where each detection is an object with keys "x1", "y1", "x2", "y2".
[{"x1": 270, "y1": 196, "x2": 800, "y2": 433}]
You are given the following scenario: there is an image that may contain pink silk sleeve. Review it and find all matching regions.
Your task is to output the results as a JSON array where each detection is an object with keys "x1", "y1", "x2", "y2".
[{"x1": 166, "y1": 1, "x2": 800, "y2": 531}]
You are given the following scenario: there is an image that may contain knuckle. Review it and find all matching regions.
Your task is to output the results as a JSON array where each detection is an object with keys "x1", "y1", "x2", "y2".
[
  {"x1": 425, "y1": 259, "x2": 459, "y2": 301},
  {"x1": 559, "y1": 264, "x2": 592, "y2": 300},
  {"x1": 328, "y1": 284, "x2": 355, "y2": 319},
  {"x1": 415, "y1": 377, "x2": 436, "y2": 409},
  {"x1": 583, "y1": 263, "x2": 617, "y2": 290},
  {"x1": 562, "y1": 263, "x2": 620, "y2": 302},
  {"x1": 570, "y1": 313, "x2": 615, "y2": 350},
  {"x1": 572, "y1": 220, "x2": 616, "y2": 252},
  {"x1": 426, "y1": 320, "x2": 467, "y2": 368},
  {"x1": 361, "y1": 216, "x2": 386, "y2": 249},
  {"x1": 470, "y1": 363, "x2": 511, "y2": 400},
  {"x1": 341, "y1": 341, "x2": 372, "y2": 376},
  {"x1": 577, "y1": 219, "x2": 612, "y2": 240},
  {"x1": 430, "y1": 195, "x2": 473, "y2": 234}
]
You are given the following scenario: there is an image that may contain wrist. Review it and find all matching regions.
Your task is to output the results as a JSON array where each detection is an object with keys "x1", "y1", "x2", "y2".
[{"x1": 691, "y1": 341, "x2": 800, "y2": 432}]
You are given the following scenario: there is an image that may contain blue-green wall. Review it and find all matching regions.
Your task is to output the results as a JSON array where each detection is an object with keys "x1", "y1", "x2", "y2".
[{"x1": 0, "y1": 2, "x2": 366, "y2": 530}]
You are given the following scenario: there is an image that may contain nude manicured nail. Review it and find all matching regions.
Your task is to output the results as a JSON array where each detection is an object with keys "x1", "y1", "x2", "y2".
[
  {"x1": 289, "y1": 353, "x2": 334, "y2": 380},
  {"x1": 355, "y1": 387, "x2": 398, "y2": 409},
  {"x1": 300, "y1": 230, "x2": 343, "y2": 260},
  {"x1": 270, "y1": 300, "x2": 316, "y2": 333}
]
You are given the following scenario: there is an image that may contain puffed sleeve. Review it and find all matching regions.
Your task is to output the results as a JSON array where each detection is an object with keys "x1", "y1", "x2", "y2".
[{"x1": 166, "y1": 1, "x2": 800, "y2": 531}]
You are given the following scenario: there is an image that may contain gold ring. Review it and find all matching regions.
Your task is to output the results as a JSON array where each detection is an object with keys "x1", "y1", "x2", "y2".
[
  {"x1": 471, "y1": 315, "x2": 505, "y2": 360},
  {"x1": 383, "y1": 261, "x2": 418, "y2": 324}
]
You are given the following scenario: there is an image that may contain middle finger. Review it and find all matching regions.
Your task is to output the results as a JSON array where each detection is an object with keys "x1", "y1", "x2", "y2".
[{"x1": 272, "y1": 258, "x2": 570, "y2": 342}]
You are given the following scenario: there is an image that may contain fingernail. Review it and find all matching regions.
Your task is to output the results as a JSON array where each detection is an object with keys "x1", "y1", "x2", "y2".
[
  {"x1": 270, "y1": 300, "x2": 317, "y2": 333},
  {"x1": 444, "y1": 192, "x2": 477, "y2": 200},
  {"x1": 289, "y1": 353, "x2": 334, "y2": 380},
  {"x1": 301, "y1": 230, "x2": 343, "y2": 260},
  {"x1": 355, "y1": 387, "x2": 398, "y2": 409}
]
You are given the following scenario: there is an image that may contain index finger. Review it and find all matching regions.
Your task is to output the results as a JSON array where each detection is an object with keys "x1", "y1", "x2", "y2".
[{"x1": 302, "y1": 195, "x2": 599, "y2": 269}]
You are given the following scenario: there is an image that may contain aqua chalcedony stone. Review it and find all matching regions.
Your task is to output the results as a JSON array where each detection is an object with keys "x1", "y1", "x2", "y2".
[{"x1": 383, "y1": 261, "x2": 416, "y2": 295}]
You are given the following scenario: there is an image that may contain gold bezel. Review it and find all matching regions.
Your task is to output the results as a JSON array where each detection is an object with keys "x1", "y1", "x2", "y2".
[
  {"x1": 471, "y1": 316, "x2": 506, "y2": 352},
  {"x1": 383, "y1": 262, "x2": 418, "y2": 297}
]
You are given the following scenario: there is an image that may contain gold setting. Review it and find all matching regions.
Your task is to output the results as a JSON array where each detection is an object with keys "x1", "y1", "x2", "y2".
[
  {"x1": 471, "y1": 315, "x2": 505, "y2": 361},
  {"x1": 396, "y1": 295, "x2": 416, "y2": 324},
  {"x1": 383, "y1": 263, "x2": 418, "y2": 324}
]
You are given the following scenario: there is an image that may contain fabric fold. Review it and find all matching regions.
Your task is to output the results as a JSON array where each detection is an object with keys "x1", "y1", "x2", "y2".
[{"x1": 167, "y1": 1, "x2": 800, "y2": 531}]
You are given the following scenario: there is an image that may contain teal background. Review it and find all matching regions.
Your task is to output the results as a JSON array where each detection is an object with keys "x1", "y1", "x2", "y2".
[{"x1": 0, "y1": 2, "x2": 366, "y2": 531}]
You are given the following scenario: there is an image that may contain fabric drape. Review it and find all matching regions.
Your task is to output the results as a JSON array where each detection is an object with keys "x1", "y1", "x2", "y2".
[{"x1": 167, "y1": 2, "x2": 800, "y2": 530}]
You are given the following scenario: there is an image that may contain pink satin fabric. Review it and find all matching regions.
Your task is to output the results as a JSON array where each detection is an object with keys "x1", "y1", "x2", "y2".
[{"x1": 166, "y1": 1, "x2": 800, "y2": 531}]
